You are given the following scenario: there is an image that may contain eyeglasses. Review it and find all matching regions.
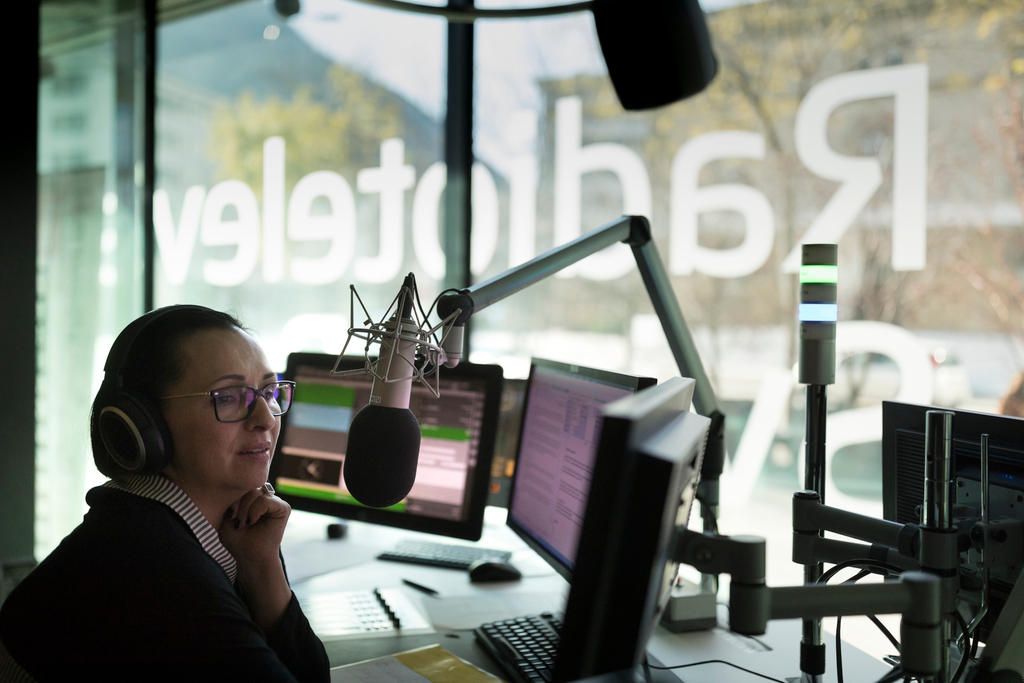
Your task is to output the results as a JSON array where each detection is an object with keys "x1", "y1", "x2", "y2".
[{"x1": 161, "y1": 380, "x2": 296, "y2": 423}]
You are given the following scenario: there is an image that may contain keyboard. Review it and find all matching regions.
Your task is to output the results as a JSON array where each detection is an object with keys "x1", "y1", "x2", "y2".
[
  {"x1": 474, "y1": 612, "x2": 562, "y2": 683},
  {"x1": 376, "y1": 539, "x2": 512, "y2": 570},
  {"x1": 294, "y1": 587, "x2": 433, "y2": 640}
]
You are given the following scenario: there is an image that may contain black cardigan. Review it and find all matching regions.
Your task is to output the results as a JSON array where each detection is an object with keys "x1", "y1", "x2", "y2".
[{"x1": 0, "y1": 486, "x2": 329, "y2": 682}]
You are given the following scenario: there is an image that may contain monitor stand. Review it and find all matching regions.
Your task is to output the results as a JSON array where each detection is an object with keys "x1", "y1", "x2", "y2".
[{"x1": 661, "y1": 575, "x2": 718, "y2": 632}]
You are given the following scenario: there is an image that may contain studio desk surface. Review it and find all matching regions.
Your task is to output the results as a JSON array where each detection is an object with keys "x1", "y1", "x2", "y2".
[{"x1": 281, "y1": 507, "x2": 889, "y2": 682}]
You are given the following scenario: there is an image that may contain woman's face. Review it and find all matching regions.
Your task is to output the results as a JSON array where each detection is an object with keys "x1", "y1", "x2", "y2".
[{"x1": 160, "y1": 327, "x2": 280, "y2": 511}]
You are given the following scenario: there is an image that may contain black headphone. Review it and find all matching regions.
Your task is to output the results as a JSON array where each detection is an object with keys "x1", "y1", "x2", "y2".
[{"x1": 91, "y1": 304, "x2": 213, "y2": 479}]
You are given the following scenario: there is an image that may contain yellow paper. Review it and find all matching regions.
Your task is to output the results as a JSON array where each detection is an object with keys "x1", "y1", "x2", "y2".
[
  {"x1": 393, "y1": 645, "x2": 503, "y2": 682},
  {"x1": 331, "y1": 644, "x2": 503, "y2": 683}
]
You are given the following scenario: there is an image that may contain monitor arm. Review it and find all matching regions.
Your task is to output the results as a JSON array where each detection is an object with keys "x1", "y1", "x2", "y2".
[
  {"x1": 791, "y1": 490, "x2": 927, "y2": 571},
  {"x1": 436, "y1": 214, "x2": 726, "y2": 526},
  {"x1": 676, "y1": 486, "x2": 1024, "y2": 681},
  {"x1": 673, "y1": 526, "x2": 946, "y2": 679}
]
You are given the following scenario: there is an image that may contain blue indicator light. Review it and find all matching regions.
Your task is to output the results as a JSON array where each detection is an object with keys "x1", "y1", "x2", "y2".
[{"x1": 799, "y1": 303, "x2": 838, "y2": 322}]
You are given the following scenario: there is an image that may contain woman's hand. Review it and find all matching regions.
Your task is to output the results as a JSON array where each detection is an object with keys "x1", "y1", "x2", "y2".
[
  {"x1": 219, "y1": 486, "x2": 291, "y2": 566},
  {"x1": 218, "y1": 486, "x2": 293, "y2": 630}
]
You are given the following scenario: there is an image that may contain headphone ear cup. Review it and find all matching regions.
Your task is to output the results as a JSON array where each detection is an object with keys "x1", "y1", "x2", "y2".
[{"x1": 92, "y1": 387, "x2": 172, "y2": 477}]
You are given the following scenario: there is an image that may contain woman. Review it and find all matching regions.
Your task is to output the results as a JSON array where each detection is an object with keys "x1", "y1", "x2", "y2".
[{"x1": 0, "y1": 305, "x2": 329, "y2": 682}]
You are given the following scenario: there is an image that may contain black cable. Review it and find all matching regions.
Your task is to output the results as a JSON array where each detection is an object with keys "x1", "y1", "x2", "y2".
[
  {"x1": 825, "y1": 566, "x2": 905, "y2": 682},
  {"x1": 423, "y1": 288, "x2": 460, "y2": 323},
  {"x1": 835, "y1": 570, "x2": 867, "y2": 683},
  {"x1": 836, "y1": 613, "x2": 845, "y2": 683},
  {"x1": 818, "y1": 559, "x2": 903, "y2": 584},
  {"x1": 417, "y1": 287, "x2": 462, "y2": 374},
  {"x1": 867, "y1": 615, "x2": 901, "y2": 651},
  {"x1": 845, "y1": 569, "x2": 872, "y2": 583},
  {"x1": 924, "y1": 605, "x2": 975, "y2": 666},
  {"x1": 833, "y1": 614, "x2": 901, "y2": 682},
  {"x1": 953, "y1": 611, "x2": 971, "y2": 682},
  {"x1": 421, "y1": 288, "x2": 458, "y2": 337},
  {"x1": 822, "y1": 562, "x2": 972, "y2": 683},
  {"x1": 647, "y1": 658, "x2": 786, "y2": 682},
  {"x1": 641, "y1": 655, "x2": 653, "y2": 683},
  {"x1": 835, "y1": 569, "x2": 872, "y2": 683},
  {"x1": 817, "y1": 555, "x2": 904, "y2": 682}
]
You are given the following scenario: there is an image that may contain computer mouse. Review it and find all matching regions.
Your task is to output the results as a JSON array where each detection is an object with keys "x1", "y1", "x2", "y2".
[{"x1": 468, "y1": 559, "x2": 522, "y2": 583}]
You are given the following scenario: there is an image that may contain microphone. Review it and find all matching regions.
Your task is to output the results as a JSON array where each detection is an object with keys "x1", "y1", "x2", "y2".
[
  {"x1": 436, "y1": 289, "x2": 475, "y2": 370},
  {"x1": 440, "y1": 324, "x2": 464, "y2": 369},
  {"x1": 342, "y1": 274, "x2": 423, "y2": 508}
]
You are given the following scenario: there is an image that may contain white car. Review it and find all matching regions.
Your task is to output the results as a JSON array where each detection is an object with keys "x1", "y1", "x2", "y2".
[
  {"x1": 830, "y1": 344, "x2": 972, "y2": 410},
  {"x1": 723, "y1": 322, "x2": 975, "y2": 516}
]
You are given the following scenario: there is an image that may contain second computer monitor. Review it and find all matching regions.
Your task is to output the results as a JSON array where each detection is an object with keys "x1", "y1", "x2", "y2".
[
  {"x1": 554, "y1": 377, "x2": 709, "y2": 680},
  {"x1": 505, "y1": 357, "x2": 656, "y2": 580},
  {"x1": 269, "y1": 352, "x2": 503, "y2": 541}
]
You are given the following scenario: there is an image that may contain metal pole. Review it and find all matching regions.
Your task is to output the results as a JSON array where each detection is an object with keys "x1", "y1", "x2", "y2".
[
  {"x1": 442, "y1": 0, "x2": 474, "y2": 356},
  {"x1": 797, "y1": 244, "x2": 838, "y2": 680}
]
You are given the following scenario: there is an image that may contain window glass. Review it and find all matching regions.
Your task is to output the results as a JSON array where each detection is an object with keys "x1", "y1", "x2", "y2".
[
  {"x1": 37, "y1": 1, "x2": 146, "y2": 558},
  {"x1": 471, "y1": 0, "x2": 1024, "y2": 591},
  {"x1": 36, "y1": 0, "x2": 1024, "y2": 586},
  {"x1": 154, "y1": 0, "x2": 446, "y2": 372}
]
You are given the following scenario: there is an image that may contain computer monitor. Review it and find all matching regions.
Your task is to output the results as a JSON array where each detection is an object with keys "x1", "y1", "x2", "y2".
[
  {"x1": 554, "y1": 377, "x2": 710, "y2": 681},
  {"x1": 268, "y1": 352, "x2": 503, "y2": 541},
  {"x1": 882, "y1": 400, "x2": 1024, "y2": 641},
  {"x1": 504, "y1": 357, "x2": 656, "y2": 580}
]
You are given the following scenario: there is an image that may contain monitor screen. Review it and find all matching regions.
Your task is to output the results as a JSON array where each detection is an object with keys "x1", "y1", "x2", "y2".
[
  {"x1": 555, "y1": 377, "x2": 709, "y2": 681},
  {"x1": 505, "y1": 358, "x2": 656, "y2": 580},
  {"x1": 269, "y1": 352, "x2": 503, "y2": 540}
]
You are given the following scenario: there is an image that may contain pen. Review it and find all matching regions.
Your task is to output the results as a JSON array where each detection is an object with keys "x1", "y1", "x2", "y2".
[{"x1": 402, "y1": 578, "x2": 440, "y2": 597}]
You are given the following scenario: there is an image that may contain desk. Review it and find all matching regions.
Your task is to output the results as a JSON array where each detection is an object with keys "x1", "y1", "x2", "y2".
[{"x1": 282, "y1": 507, "x2": 890, "y2": 682}]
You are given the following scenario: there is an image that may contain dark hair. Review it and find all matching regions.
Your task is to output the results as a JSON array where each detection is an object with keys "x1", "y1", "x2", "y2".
[
  {"x1": 118, "y1": 306, "x2": 247, "y2": 400},
  {"x1": 89, "y1": 305, "x2": 249, "y2": 478}
]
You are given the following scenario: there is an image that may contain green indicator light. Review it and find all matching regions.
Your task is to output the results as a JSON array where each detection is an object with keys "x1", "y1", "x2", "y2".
[{"x1": 800, "y1": 265, "x2": 838, "y2": 284}]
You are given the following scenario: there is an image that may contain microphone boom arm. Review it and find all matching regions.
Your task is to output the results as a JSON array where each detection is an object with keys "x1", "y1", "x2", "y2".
[{"x1": 437, "y1": 214, "x2": 726, "y2": 517}]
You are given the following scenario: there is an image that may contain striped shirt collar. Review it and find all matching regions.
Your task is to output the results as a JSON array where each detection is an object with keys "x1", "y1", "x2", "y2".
[{"x1": 103, "y1": 475, "x2": 238, "y2": 584}]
